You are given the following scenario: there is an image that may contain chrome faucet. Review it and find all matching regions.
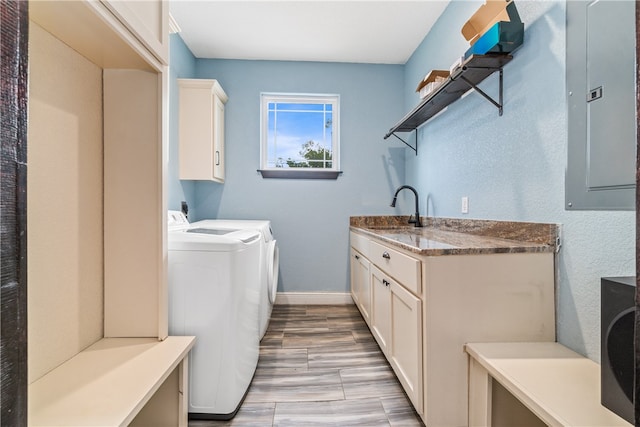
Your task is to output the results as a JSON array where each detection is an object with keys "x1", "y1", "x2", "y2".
[{"x1": 390, "y1": 185, "x2": 423, "y2": 227}]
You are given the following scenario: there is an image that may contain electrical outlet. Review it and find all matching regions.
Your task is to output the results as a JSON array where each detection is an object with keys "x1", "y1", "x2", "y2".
[{"x1": 461, "y1": 196, "x2": 469, "y2": 214}]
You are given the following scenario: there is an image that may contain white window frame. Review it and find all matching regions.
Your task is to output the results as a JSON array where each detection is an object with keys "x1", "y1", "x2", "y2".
[{"x1": 259, "y1": 92, "x2": 341, "y2": 179}]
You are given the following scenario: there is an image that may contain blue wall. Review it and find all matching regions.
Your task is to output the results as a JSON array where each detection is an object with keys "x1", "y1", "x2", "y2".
[
  {"x1": 168, "y1": 41, "x2": 407, "y2": 293},
  {"x1": 168, "y1": 35, "x2": 197, "y2": 217},
  {"x1": 404, "y1": 0, "x2": 635, "y2": 361}
]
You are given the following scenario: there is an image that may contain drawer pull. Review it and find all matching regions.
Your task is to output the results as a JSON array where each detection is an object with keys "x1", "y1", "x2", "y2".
[
  {"x1": 382, "y1": 251, "x2": 391, "y2": 259},
  {"x1": 383, "y1": 279, "x2": 390, "y2": 287}
]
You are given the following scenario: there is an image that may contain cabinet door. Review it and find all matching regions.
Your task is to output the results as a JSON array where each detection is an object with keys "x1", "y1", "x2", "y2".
[
  {"x1": 101, "y1": 0, "x2": 169, "y2": 64},
  {"x1": 350, "y1": 249, "x2": 371, "y2": 325},
  {"x1": 370, "y1": 265, "x2": 392, "y2": 354},
  {"x1": 371, "y1": 264, "x2": 423, "y2": 412},
  {"x1": 389, "y1": 280, "x2": 423, "y2": 413},
  {"x1": 212, "y1": 95, "x2": 225, "y2": 182}
]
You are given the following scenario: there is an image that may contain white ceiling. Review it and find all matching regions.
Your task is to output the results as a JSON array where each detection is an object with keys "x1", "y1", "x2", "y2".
[{"x1": 169, "y1": 1, "x2": 451, "y2": 64}]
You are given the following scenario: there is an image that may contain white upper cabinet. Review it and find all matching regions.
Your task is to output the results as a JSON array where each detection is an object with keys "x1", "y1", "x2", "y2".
[{"x1": 178, "y1": 79, "x2": 228, "y2": 182}]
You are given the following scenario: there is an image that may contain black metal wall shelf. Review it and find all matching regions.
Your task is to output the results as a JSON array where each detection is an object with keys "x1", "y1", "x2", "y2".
[{"x1": 384, "y1": 54, "x2": 513, "y2": 154}]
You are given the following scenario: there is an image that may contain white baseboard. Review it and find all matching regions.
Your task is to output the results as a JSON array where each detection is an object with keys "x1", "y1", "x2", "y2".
[{"x1": 275, "y1": 292, "x2": 354, "y2": 305}]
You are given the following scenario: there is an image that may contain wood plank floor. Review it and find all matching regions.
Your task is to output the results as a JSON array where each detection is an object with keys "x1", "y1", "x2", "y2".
[{"x1": 189, "y1": 304, "x2": 424, "y2": 427}]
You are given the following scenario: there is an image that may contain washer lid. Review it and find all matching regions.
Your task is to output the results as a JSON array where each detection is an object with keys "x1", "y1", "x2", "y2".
[
  {"x1": 187, "y1": 228, "x2": 240, "y2": 236},
  {"x1": 168, "y1": 229, "x2": 260, "y2": 251},
  {"x1": 190, "y1": 219, "x2": 274, "y2": 241}
]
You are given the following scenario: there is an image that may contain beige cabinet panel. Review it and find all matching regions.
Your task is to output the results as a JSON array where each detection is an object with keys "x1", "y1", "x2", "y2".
[
  {"x1": 212, "y1": 95, "x2": 226, "y2": 181},
  {"x1": 350, "y1": 231, "x2": 370, "y2": 258},
  {"x1": 371, "y1": 264, "x2": 423, "y2": 411},
  {"x1": 350, "y1": 248, "x2": 371, "y2": 325},
  {"x1": 423, "y1": 253, "x2": 556, "y2": 426},
  {"x1": 101, "y1": 0, "x2": 169, "y2": 64},
  {"x1": 178, "y1": 79, "x2": 228, "y2": 182},
  {"x1": 370, "y1": 265, "x2": 392, "y2": 353},
  {"x1": 29, "y1": 1, "x2": 162, "y2": 71},
  {"x1": 104, "y1": 69, "x2": 164, "y2": 338},
  {"x1": 389, "y1": 280, "x2": 423, "y2": 413}
]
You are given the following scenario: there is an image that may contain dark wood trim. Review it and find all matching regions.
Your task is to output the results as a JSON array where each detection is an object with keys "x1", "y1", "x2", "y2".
[
  {"x1": 0, "y1": 1, "x2": 29, "y2": 425},
  {"x1": 635, "y1": 0, "x2": 640, "y2": 425}
]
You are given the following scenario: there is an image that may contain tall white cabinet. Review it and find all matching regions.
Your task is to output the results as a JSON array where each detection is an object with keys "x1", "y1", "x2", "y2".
[{"x1": 178, "y1": 79, "x2": 228, "y2": 182}]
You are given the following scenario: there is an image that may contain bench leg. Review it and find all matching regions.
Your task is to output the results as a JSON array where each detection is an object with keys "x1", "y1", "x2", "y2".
[
  {"x1": 469, "y1": 356, "x2": 492, "y2": 427},
  {"x1": 179, "y1": 358, "x2": 189, "y2": 427}
]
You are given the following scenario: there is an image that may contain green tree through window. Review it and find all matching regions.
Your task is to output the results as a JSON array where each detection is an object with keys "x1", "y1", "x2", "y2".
[{"x1": 280, "y1": 140, "x2": 333, "y2": 168}]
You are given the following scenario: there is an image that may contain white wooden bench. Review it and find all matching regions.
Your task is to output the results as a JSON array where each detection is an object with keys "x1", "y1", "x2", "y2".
[
  {"x1": 465, "y1": 342, "x2": 632, "y2": 427},
  {"x1": 29, "y1": 336, "x2": 195, "y2": 427}
]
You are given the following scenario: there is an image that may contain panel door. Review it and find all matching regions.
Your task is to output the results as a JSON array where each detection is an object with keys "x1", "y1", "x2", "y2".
[
  {"x1": 566, "y1": 0, "x2": 636, "y2": 209},
  {"x1": 390, "y1": 280, "x2": 423, "y2": 413},
  {"x1": 212, "y1": 95, "x2": 225, "y2": 182},
  {"x1": 370, "y1": 265, "x2": 392, "y2": 354},
  {"x1": 350, "y1": 248, "x2": 371, "y2": 325},
  {"x1": 102, "y1": 0, "x2": 169, "y2": 64}
]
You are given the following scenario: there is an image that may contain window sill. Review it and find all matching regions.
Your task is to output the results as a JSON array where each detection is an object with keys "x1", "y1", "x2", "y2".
[{"x1": 258, "y1": 169, "x2": 343, "y2": 180}]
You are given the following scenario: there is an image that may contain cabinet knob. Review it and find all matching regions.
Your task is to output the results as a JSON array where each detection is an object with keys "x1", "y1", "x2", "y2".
[
  {"x1": 383, "y1": 279, "x2": 390, "y2": 287},
  {"x1": 354, "y1": 254, "x2": 360, "y2": 260},
  {"x1": 382, "y1": 251, "x2": 391, "y2": 259}
]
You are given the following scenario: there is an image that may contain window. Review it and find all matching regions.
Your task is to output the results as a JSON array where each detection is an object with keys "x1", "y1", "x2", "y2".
[{"x1": 260, "y1": 93, "x2": 341, "y2": 179}]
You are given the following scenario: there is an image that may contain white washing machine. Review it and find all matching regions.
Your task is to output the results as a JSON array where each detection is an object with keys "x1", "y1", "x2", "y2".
[
  {"x1": 167, "y1": 211, "x2": 262, "y2": 420},
  {"x1": 190, "y1": 219, "x2": 279, "y2": 339}
]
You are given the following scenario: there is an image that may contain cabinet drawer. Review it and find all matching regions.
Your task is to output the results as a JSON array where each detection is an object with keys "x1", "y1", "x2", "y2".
[
  {"x1": 350, "y1": 231, "x2": 370, "y2": 258},
  {"x1": 369, "y1": 240, "x2": 421, "y2": 295}
]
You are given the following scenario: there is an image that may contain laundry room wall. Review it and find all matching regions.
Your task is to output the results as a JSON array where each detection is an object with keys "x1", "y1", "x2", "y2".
[
  {"x1": 168, "y1": 34, "x2": 197, "y2": 218},
  {"x1": 168, "y1": 36, "x2": 407, "y2": 293},
  {"x1": 401, "y1": 0, "x2": 635, "y2": 361}
]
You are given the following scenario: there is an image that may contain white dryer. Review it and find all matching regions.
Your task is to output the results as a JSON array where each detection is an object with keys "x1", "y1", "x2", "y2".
[
  {"x1": 167, "y1": 211, "x2": 261, "y2": 420},
  {"x1": 190, "y1": 219, "x2": 279, "y2": 339}
]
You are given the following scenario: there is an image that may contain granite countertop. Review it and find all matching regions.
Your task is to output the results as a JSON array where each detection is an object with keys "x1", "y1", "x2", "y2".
[{"x1": 350, "y1": 216, "x2": 559, "y2": 256}]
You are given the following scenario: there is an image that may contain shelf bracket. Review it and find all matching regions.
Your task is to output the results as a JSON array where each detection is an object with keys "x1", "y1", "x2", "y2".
[
  {"x1": 458, "y1": 68, "x2": 504, "y2": 116},
  {"x1": 390, "y1": 131, "x2": 418, "y2": 155}
]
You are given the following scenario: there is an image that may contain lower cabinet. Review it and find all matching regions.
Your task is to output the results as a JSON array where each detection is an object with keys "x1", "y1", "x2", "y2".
[
  {"x1": 349, "y1": 230, "x2": 556, "y2": 426},
  {"x1": 350, "y1": 248, "x2": 371, "y2": 325},
  {"x1": 371, "y1": 265, "x2": 423, "y2": 412}
]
